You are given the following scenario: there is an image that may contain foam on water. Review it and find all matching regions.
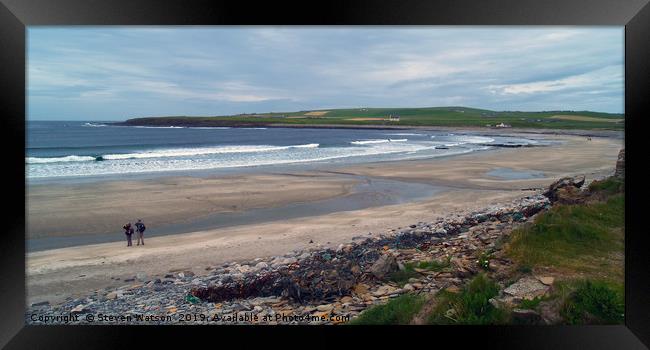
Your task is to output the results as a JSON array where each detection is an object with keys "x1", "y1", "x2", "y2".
[
  {"x1": 26, "y1": 155, "x2": 97, "y2": 164},
  {"x1": 385, "y1": 133, "x2": 426, "y2": 136},
  {"x1": 27, "y1": 141, "x2": 432, "y2": 178}
]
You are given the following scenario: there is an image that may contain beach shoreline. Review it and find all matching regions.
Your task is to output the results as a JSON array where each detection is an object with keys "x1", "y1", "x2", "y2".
[{"x1": 26, "y1": 131, "x2": 623, "y2": 306}]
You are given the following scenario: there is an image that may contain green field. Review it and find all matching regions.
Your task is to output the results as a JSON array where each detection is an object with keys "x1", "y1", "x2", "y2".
[{"x1": 120, "y1": 106, "x2": 624, "y2": 130}]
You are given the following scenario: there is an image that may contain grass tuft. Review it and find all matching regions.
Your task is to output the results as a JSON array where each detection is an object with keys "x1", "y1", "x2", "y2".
[
  {"x1": 389, "y1": 257, "x2": 452, "y2": 286},
  {"x1": 427, "y1": 274, "x2": 508, "y2": 325},
  {"x1": 348, "y1": 294, "x2": 425, "y2": 325},
  {"x1": 560, "y1": 280, "x2": 624, "y2": 324}
]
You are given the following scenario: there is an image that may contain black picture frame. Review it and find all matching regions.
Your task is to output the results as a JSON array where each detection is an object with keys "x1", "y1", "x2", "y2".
[{"x1": 1, "y1": 0, "x2": 649, "y2": 348}]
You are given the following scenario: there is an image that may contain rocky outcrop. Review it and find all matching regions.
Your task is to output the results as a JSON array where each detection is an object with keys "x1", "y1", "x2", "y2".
[
  {"x1": 543, "y1": 176, "x2": 586, "y2": 204},
  {"x1": 615, "y1": 149, "x2": 624, "y2": 178}
]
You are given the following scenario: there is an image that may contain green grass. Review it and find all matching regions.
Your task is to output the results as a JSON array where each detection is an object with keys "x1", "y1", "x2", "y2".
[
  {"x1": 588, "y1": 177, "x2": 625, "y2": 196},
  {"x1": 388, "y1": 257, "x2": 451, "y2": 286},
  {"x1": 506, "y1": 193, "x2": 624, "y2": 282},
  {"x1": 347, "y1": 294, "x2": 425, "y2": 325},
  {"x1": 519, "y1": 295, "x2": 549, "y2": 310},
  {"x1": 388, "y1": 266, "x2": 420, "y2": 286},
  {"x1": 121, "y1": 106, "x2": 624, "y2": 130},
  {"x1": 427, "y1": 274, "x2": 509, "y2": 325},
  {"x1": 413, "y1": 256, "x2": 452, "y2": 271},
  {"x1": 560, "y1": 280, "x2": 624, "y2": 324}
]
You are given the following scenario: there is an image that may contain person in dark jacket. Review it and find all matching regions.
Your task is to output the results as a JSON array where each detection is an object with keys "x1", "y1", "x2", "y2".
[
  {"x1": 135, "y1": 219, "x2": 146, "y2": 246},
  {"x1": 123, "y1": 222, "x2": 133, "y2": 247}
]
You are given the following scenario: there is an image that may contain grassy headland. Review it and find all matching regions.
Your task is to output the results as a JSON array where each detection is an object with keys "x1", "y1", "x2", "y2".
[
  {"x1": 350, "y1": 175, "x2": 625, "y2": 325},
  {"x1": 116, "y1": 106, "x2": 624, "y2": 130}
]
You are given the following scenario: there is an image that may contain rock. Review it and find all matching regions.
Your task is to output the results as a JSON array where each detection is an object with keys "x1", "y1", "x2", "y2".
[
  {"x1": 31, "y1": 301, "x2": 49, "y2": 307},
  {"x1": 512, "y1": 308, "x2": 543, "y2": 325},
  {"x1": 255, "y1": 262, "x2": 269, "y2": 270},
  {"x1": 503, "y1": 277, "x2": 550, "y2": 301},
  {"x1": 316, "y1": 304, "x2": 334, "y2": 312},
  {"x1": 372, "y1": 285, "x2": 399, "y2": 297},
  {"x1": 537, "y1": 276, "x2": 555, "y2": 286},
  {"x1": 106, "y1": 292, "x2": 118, "y2": 300},
  {"x1": 488, "y1": 298, "x2": 503, "y2": 309},
  {"x1": 615, "y1": 149, "x2": 625, "y2": 178},
  {"x1": 446, "y1": 286, "x2": 461, "y2": 293},
  {"x1": 543, "y1": 176, "x2": 586, "y2": 203},
  {"x1": 369, "y1": 254, "x2": 399, "y2": 280},
  {"x1": 353, "y1": 283, "x2": 369, "y2": 296},
  {"x1": 538, "y1": 299, "x2": 563, "y2": 325},
  {"x1": 70, "y1": 304, "x2": 87, "y2": 314},
  {"x1": 340, "y1": 296, "x2": 354, "y2": 303}
]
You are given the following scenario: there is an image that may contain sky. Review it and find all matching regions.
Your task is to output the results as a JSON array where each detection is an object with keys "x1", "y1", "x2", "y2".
[{"x1": 27, "y1": 26, "x2": 624, "y2": 121}]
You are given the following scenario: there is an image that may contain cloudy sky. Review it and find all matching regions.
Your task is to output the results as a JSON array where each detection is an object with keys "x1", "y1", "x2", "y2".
[{"x1": 28, "y1": 26, "x2": 623, "y2": 121}]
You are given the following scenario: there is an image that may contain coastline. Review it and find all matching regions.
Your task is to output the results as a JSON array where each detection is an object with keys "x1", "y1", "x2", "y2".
[
  {"x1": 26, "y1": 131, "x2": 623, "y2": 306},
  {"x1": 113, "y1": 120, "x2": 624, "y2": 138}
]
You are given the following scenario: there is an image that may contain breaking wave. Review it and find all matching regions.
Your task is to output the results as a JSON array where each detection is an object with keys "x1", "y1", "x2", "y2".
[{"x1": 26, "y1": 144, "x2": 321, "y2": 164}]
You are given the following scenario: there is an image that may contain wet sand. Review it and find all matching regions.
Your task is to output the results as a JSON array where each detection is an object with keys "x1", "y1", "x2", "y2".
[
  {"x1": 27, "y1": 173, "x2": 358, "y2": 240},
  {"x1": 26, "y1": 132, "x2": 623, "y2": 306}
]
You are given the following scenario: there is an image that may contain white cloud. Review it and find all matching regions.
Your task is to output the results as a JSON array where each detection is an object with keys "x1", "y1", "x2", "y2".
[{"x1": 486, "y1": 65, "x2": 622, "y2": 95}]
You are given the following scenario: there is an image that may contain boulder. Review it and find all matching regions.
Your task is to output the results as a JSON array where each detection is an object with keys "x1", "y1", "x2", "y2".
[
  {"x1": 543, "y1": 176, "x2": 586, "y2": 204},
  {"x1": 369, "y1": 254, "x2": 399, "y2": 280}
]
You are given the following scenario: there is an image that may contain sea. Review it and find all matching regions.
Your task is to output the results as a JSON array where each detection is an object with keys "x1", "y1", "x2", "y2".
[{"x1": 26, "y1": 121, "x2": 545, "y2": 181}]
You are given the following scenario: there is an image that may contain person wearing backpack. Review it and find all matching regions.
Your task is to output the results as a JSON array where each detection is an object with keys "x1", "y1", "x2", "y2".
[
  {"x1": 123, "y1": 222, "x2": 133, "y2": 247},
  {"x1": 135, "y1": 219, "x2": 146, "y2": 246}
]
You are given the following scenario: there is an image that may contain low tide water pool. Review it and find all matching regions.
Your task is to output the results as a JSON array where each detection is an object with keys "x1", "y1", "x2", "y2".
[{"x1": 486, "y1": 167, "x2": 546, "y2": 180}]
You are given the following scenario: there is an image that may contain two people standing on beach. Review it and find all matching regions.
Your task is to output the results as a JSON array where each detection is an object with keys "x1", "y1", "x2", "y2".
[{"x1": 123, "y1": 219, "x2": 146, "y2": 247}]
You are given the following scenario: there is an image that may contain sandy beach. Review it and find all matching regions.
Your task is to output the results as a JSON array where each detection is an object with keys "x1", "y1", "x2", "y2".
[{"x1": 26, "y1": 132, "x2": 623, "y2": 306}]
